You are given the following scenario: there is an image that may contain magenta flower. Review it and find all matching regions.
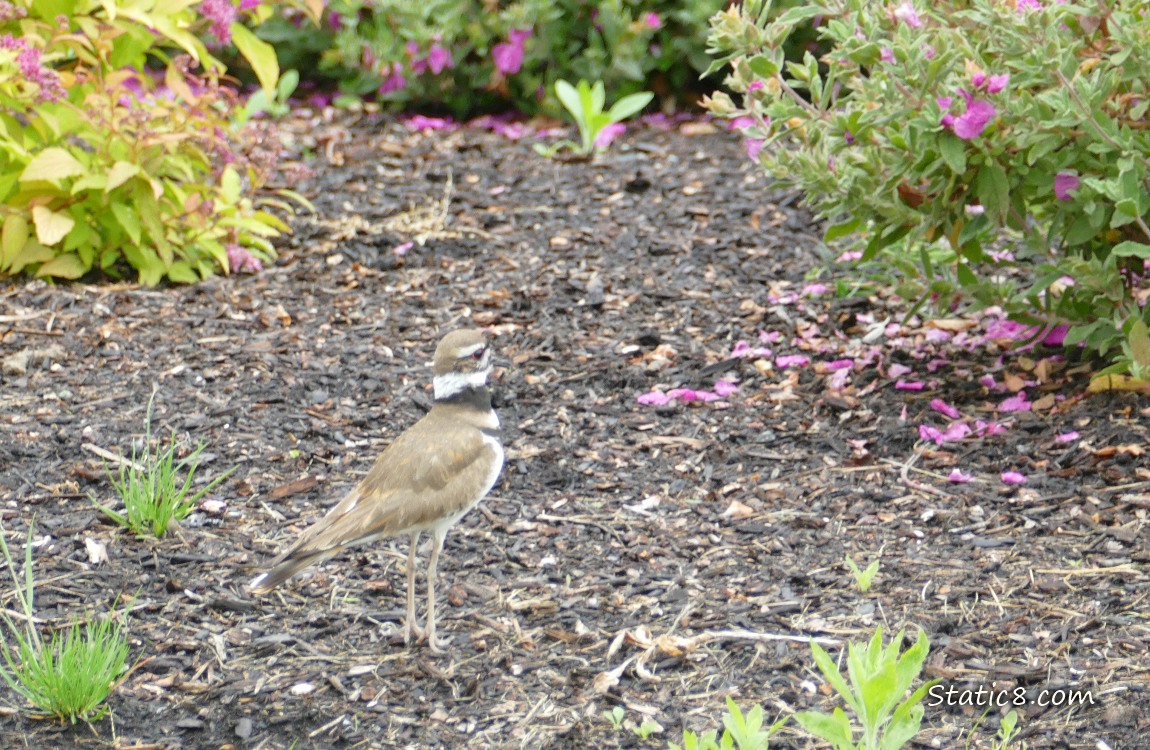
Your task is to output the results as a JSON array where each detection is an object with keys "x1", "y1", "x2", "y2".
[
  {"x1": 2, "y1": 34, "x2": 64, "y2": 102},
  {"x1": 378, "y1": 63, "x2": 406, "y2": 94},
  {"x1": 948, "y1": 468, "x2": 972, "y2": 483},
  {"x1": 199, "y1": 0, "x2": 236, "y2": 46},
  {"x1": 802, "y1": 283, "x2": 829, "y2": 296},
  {"x1": 1016, "y1": 0, "x2": 1042, "y2": 10},
  {"x1": 880, "y1": 47, "x2": 894, "y2": 63},
  {"x1": 1055, "y1": 430, "x2": 1079, "y2": 443},
  {"x1": 492, "y1": 28, "x2": 530, "y2": 75},
  {"x1": 986, "y1": 74, "x2": 1009, "y2": 94},
  {"x1": 644, "y1": 12, "x2": 661, "y2": 29},
  {"x1": 952, "y1": 91, "x2": 995, "y2": 139},
  {"x1": 895, "y1": 380, "x2": 925, "y2": 391},
  {"x1": 922, "y1": 44, "x2": 936, "y2": 59},
  {"x1": 744, "y1": 138, "x2": 765, "y2": 161},
  {"x1": 1001, "y1": 470, "x2": 1028, "y2": 485},
  {"x1": 930, "y1": 398, "x2": 961, "y2": 419},
  {"x1": 893, "y1": 2, "x2": 922, "y2": 28},
  {"x1": 825, "y1": 359, "x2": 854, "y2": 371},
  {"x1": 594, "y1": 122, "x2": 626, "y2": 148},
  {"x1": 404, "y1": 115, "x2": 457, "y2": 132},
  {"x1": 1054, "y1": 171, "x2": 1079, "y2": 200},
  {"x1": 427, "y1": 43, "x2": 453, "y2": 74},
  {"x1": 226, "y1": 244, "x2": 262, "y2": 274}
]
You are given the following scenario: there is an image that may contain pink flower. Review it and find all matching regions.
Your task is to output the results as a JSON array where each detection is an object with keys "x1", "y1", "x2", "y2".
[
  {"x1": 405, "y1": 41, "x2": 428, "y2": 74},
  {"x1": 829, "y1": 368, "x2": 851, "y2": 390},
  {"x1": 893, "y1": 1, "x2": 922, "y2": 28},
  {"x1": 637, "y1": 390, "x2": 672, "y2": 406},
  {"x1": 644, "y1": 12, "x2": 661, "y2": 29},
  {"x1": 1055, "y1": 431, "x2": 1079, "y2": 443},
  {"x1": 760, "y1": 330, "x2": 782, "y2": 343},
  {"x1": 199, "y1": 0, "x2": 236, "y2": 46},
  {"x1": 1054, "y1": 171, "x2": 1079, "y2": 200},
  {"x1": 952, "y1": 91, "x2": 995, "y2": 139},
  {"x1": 378, "y1": 63, "x2": 406, "y2": 94},
  {"x1": 1016, "y1": 0, "x2": 1042, "y2": 10},
  {"x1": 803, "y1": 283, "x2": 829, "y2": 296},
  {"x1": 1000, "y1": 392, "x2": 1031, "y2": 412},
  {"x1": 594, "y1": 122, "x2": 626, "y2": 148},
  {"x1": 948, "y1": 468, "x2": 972, "y2": 483},
  {"x1": 922, "y1": 44, "x2": 936, "y2": 59},
  {"x1": 492, "y1": 28, "x2": 530, "y2": 75},
  {"x1": 988, "y1": 248, "x2": 1014, "y2": 262},
  {"x1": 744, "y1": 139, "x2": 765, "y2": 161},
  {"x1": 986, "y1": 74, "x2": 1009, "y2": 94},
  {"x1": 880, "y1": 47, "x2": 894, "y2": 63},
  {"x1": 826, "y1": 359, "x2": 854, "y2": 371},
  {"x1": 1043, "y1": 325, "x2": 1068, "y2": 345},
  {"x1": 930, "y1": 398, "x2": 961, "y2": 419},
  {"x1": 226, "y1": 244, "x2": 262, "y2": 274},
  {"x1": 895, "y1": 380, "x2": 924, "y2": 390},
  {"x1": 837, "y1": 250, "x2": 863, "y2": 262},
  {"x1": 974, "y1": 419, "x2": 1008, "y2": 436},
  {"x1": 1001, "y1": 470, "x2": 1028, "y2": 485},
  {"x1": 978, "y1": 375, "x2": 997, "y2": 389},
  {"x1": 919, "y1": 424, "x2": 943, "y2": 443},
  {"x1": 713, "y1": 379, "x2": 739, "y2": 397},
  {"x1": 731, "y1": 340, "x2": 771, "y2": 359},
  {"x1": 942, "y1": 422, "x2": 972, "y2": 441},
  {"x1": 427, "y1": 43, "x2": 453, "y2": 74},
  {"x1": 775, "y1": 354, "x2": 810, "y2": 368},
  {"x1": 747, "y1": 80, "x2": 764, "y2": 92}
]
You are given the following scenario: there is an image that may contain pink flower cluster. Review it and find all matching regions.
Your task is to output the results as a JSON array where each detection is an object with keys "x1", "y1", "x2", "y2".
[
  {"x1": 492, "y1": 29, "x2": 531, "y2": 76},
  {"x1": 0, "y1": 34, "x2": 64, "y2": 102},
  {"x1": 939, "y1": 71, "x2": 1008, "y2": 140},
  {"x1": 637, "y1": 379, "x2": 739, "y2": 406},
  {"x1": 199, "y1": 0, "x2": 236, "y2": 47},
  {"x1": 226, "y1": 244, "x2": 262, "y2": 274}
]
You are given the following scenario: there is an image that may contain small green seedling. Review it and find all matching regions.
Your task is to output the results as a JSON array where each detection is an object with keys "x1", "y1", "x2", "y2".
[
  {"x1": 93, "y1": 394, "x2": 235, "y2": 538},
  {"x1": 994, "y1": 710, "x2": 1026, "y2": 750},
  {"x1": 535, "y1": 78, "x2": 653, "y2": 157},
  {"x1": 236, "y1": 68, "x2": 300, "y2": 124},
  {"x1": 634, "y1": 717, "x2": 663, "y2": 738},
  {"x1": 604, "y1": 705, "x2": 626, "y2": 731},
  {"x1": 0, "y1": 523, "x2": 131, "y2": 723},
  {"x1": 670, "y1": 697, "x2": 786, "y2": 750},
  {"x1": 845, "y1": 555, "x2": 880, "y2": 593},
  {"x1": 794, "y1": 627, "x2": 937, "y2": 750}
]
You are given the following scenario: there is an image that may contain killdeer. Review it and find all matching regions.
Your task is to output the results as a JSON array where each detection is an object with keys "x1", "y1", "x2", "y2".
[{"x1": 250, "y1": 329, "x2": 503, "y2": 652}]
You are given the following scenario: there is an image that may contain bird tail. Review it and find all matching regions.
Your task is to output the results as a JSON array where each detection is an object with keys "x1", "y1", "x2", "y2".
[{"x1": 249, "y1": 550, "x2": 332, "y2": 595}]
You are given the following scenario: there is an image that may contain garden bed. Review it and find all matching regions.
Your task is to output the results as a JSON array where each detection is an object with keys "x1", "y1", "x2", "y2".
[{"x1": 0, "y1": 118, "x2": 1146, "y2": 749}]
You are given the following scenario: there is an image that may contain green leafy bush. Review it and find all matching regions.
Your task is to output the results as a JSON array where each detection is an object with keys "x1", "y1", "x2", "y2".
[
  {"x1": 0, "y1": 0, "x2": 313, "y2": 285},
  {"x1": 706, "y1": 0, "x2": 1150, "y2": 376},
  {"x1": 277, "y1": 0, "x2": 724, "y2": 116}
]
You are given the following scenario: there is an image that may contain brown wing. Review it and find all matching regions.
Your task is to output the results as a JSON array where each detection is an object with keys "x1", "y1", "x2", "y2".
[{"x1": 250, "y1": 415, "x2": 499, "y2": 592}]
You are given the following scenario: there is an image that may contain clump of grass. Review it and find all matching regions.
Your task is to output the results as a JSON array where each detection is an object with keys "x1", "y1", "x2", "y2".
[
  {"x1": 93, "y1": 393, "x2": 234, "y2": 538},
  {"x1": 845, "y1": 554, "x2": 881, "y2": 593},
  {"x1": 670, "y1": 697, "x2": 786, "y2": 750},
  {"x1": 0, "y1": 523, "x2": 131, "y2": 723}
]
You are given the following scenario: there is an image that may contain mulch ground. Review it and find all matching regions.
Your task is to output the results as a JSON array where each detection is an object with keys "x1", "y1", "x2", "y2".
[{"x1": 0, "y1": 113, "x2": 1148, "y2": 750}]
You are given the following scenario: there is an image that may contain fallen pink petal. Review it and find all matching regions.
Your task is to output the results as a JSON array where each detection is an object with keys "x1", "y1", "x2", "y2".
[
  {"x1": 594, "y1": 122, "x2": 627, "y2": 148},
  {"x1": 668, "y1": 388, "x2": 720, "y2": 402},
  {"x1": 888, "y1": 363, "x2": 913, "y2": 378},
  {"x1": 1001, "y1": 470, "x2": 1028, "y2": 485},
  {"x1": 1000, "y1": 392, "x2": 1032, "y2": 412},
  {"x1": 825, "y1": 359, "x2": 854, "y2": 371},
  {"x1": 637, "y1": 390, "x2": 672, "y2": 406},
  {"x1": 941, "y1": 422, "x2": 972, "y2": 442},
  {"x1": 775, "y1": 354, "x2": 810, "y2": 368},
  {"x1": 919, "y1": 424, "x2": 943, "y2": 444},
  {"x1": 895, "y1": 380, "x2": 924, "y2": 390},
  {"x1": 713, "y1": 379, "x2": 739, "y2": 397},
  {"x1": 1055, "y1": 431, "x2": 1079, "y2": 443},
  {"x1": 948, "y1": 469, "x2": 973, "y2": 483},
  {"x1": 930, "y1": 398, "x2": 961, "y2": 419},
  {"x1": 802, "y1": 283, "x2": 830, "y2": 296},
  {"x1": 975, "y1": 419, "x2": 1008, "y2": 436}
]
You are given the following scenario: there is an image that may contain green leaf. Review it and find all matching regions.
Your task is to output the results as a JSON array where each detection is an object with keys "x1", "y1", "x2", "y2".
[
  {"x1": 1128, "y1": 319, "x2": 1150, "y2": 369},
  {"x1": 747, "y1": 54, "x2": 779, "y2": 78},
  {"x1": 1, "y1": 214, "x2": 29, "y2": 269},
  {"x1": 938, "y1": 134, "x2": 966, "y2": 174},
  {"x1": 825, "y1": 217, "x2": 862, "y2": 242},
  {"x1": 793, "y1": 708, "x2": 853, "y2": 750},
  {"x1": 231, "y1": 23, "x2": 280, "y2": 94},
  {"x1": 7, "y1": 239, "x2": 55, "y2": 274},
  {"x1": 1112, "y1": 241, "x2": 1150, "y2": 258},
  {"x1": 554, "y1": 80, "x2": 582, "y2": 121},
  {"x1": 31, "y1": 206, "x2": 75, "y2": 246},
  {"x1": 111, "y1": 203, "x2": 141, "y2": 245},
  {"x1": 20, "y1": 148, "x2": 85, "y2": 182},
  {"x1": 220, "y1": 166, "x2": 242, "y2": 205},
  {"x1": 975, "y1": 163, "x2": 1009, "y2": 221},
  {"x1": 607, "y1": 91, "x2": 654, "y2": 123},
  {"x1": 36, "y1": 253, "x2": 89, "y2": 279},
  {"x1": 106, "y1": 161, "x2": 141, "y2": 192}
]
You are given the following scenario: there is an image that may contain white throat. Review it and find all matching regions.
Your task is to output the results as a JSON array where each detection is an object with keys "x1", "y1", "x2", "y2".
[{"x1": 434, "y1": 368, "x2": 491, "y2": 400}]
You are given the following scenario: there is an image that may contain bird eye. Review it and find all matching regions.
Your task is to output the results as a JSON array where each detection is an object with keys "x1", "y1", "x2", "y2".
[{"x1": 471, "y1": 347, "x2": 486, "y2": 360}]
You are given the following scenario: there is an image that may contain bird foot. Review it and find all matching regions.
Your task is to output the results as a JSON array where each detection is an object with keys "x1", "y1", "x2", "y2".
[
  {"x1": 403, "y1": 619, "x2": 425, "y2": 645},
  {"x1": 426, "y1": 630, "x2": 451, "y2": 654}
]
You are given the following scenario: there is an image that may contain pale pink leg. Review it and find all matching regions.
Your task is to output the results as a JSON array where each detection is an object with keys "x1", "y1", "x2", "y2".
[
  {"x1": 403, "y1": 532, "x2": 423, "y2": 644},
  {"x1": 424, "y1": 529, "x2": 451, "y2": 653}
]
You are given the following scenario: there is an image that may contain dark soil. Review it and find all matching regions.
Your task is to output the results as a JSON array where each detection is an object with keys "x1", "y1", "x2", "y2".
[{"x1": 1, "y1": 115, "x2": 1147, "y2": 750}]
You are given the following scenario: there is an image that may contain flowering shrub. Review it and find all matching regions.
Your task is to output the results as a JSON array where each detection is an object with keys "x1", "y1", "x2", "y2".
[
  {"x1": 279, "y1": 0, "x2": 724, "y2": 115},
  {"x1": 0, "y1": 1, "x2": 315, "y2": 285},
  {"x1": 706, "y1": 0, "x2": 1150, "y2": 376}
]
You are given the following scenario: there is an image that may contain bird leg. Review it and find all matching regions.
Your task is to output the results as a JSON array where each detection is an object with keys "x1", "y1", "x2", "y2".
[
  {"x1": 423, "y1": 529, "x2": 451, "y2": 652},
  {"x1": 403, "y1": 531, "x2": 424, "y2": 644}
]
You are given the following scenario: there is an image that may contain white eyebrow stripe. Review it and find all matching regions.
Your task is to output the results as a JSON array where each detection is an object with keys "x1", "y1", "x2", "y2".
[{"x1": 457, "y1": 342, "x2": 486, "y2": 358}]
